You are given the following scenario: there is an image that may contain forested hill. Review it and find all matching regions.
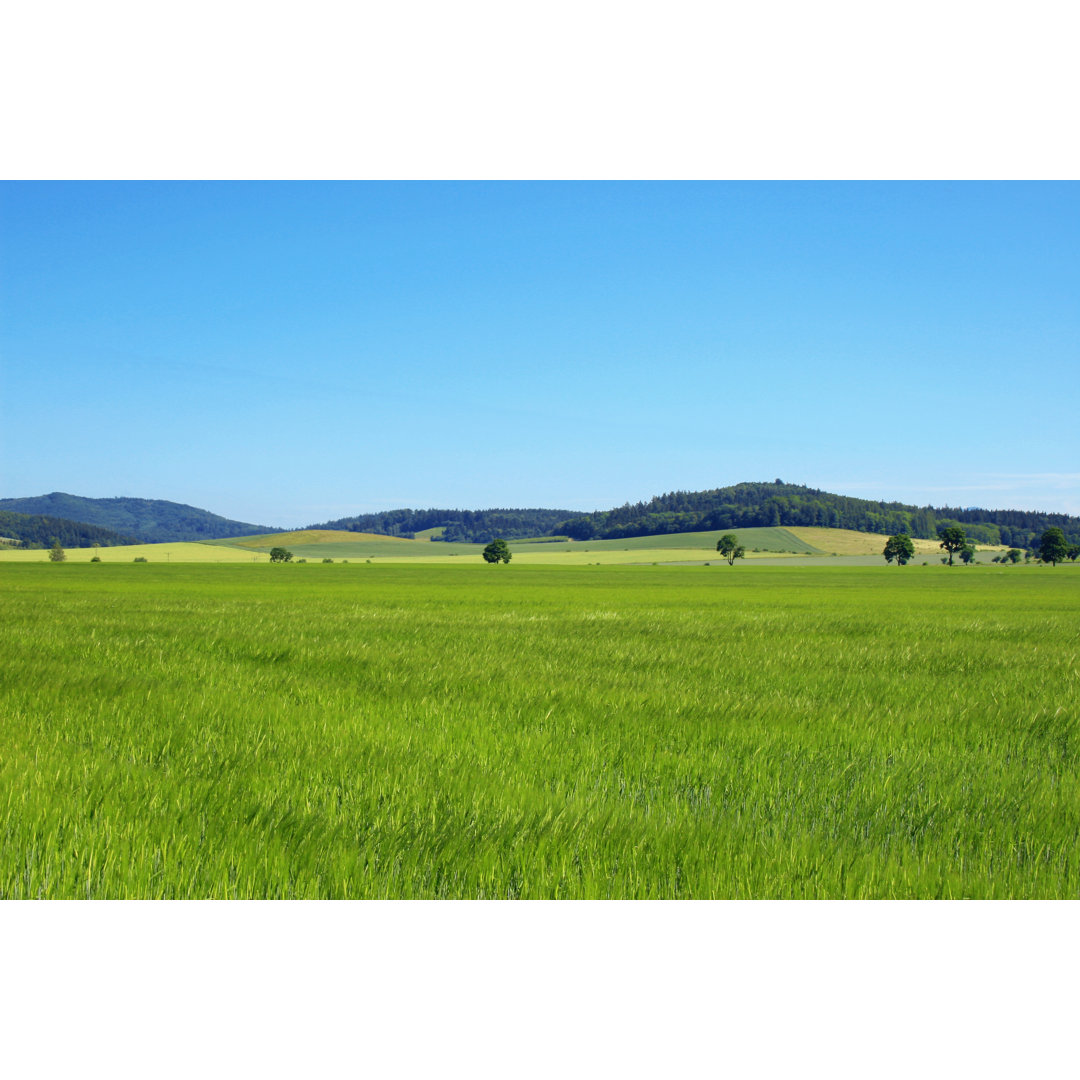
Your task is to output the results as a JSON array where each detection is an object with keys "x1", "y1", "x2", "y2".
[
  {"x1": 310, "y1": 481, "x2": 1080, "y2": 547},
  {"x1": 554, "y1": 481, "x2": 1080, "y2": 548},
  {"x1": 310, "y1": 507, "x2": 580, "y2": 544},
  {"x1": 0, "y1": 494, "x2": 282, "y2": 544},
  {"x1": 0, "y1": 510, "x2": 138, "y2": 549},
  {"x1": 9, "y1": 483, "x2": 1076, "y2": 549}
]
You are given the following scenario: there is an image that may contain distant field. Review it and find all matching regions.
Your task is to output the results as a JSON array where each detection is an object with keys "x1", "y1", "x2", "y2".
[
  {"x1": 201, "y1": 525, "x2": 823, "y2": 564},
  {"x1": 3, "y1": 562, "x2": 1077, "y2": 898},
  {"x1": 214, "y1": 529, "x2": 412, "y2": 548},
  {"x1": 509, "y1": 526, "x2": 819, "y2": 554},
  {"x1": 786, "y1": 526, "x2": 944, "y2": 556},
  {"x1": 0, "y1": 542, "x2": 265, "y2": 563},
  {"x1": 0, "y1": 524, "x2": 1012, "y2": 566}
]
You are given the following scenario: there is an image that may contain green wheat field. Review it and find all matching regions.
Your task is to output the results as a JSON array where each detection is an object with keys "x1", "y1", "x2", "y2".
[{"x1": 2, "y1": 561, "x2": 1078, "y2": 898}]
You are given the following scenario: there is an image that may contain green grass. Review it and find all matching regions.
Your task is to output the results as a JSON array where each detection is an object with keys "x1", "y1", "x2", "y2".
[{"x1": 2, "y1": 562, "x2": 1078, "y2": 898}]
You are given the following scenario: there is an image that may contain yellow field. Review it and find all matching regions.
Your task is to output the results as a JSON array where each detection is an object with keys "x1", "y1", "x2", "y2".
[
  {"x1": 221, "y1": 529, "x2": 414, "y2": 549},
  {"x1": 786, "y1": 527, "x2": 946, "y2": 555},
  {"x1": 0, "y1": 542, "x2": 268, "y2": 563}
]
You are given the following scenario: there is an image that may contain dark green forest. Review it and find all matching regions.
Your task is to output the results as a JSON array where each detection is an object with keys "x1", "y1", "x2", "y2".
[
  {"x1": 0, "y1": 493, "x2": 282, "y2": 544},
  {"x1": 0, "y1": 510, "x2": 138, "y2": 549},
  {"x1": 312, "y1": 507, "x2": 579, "y2": 544},
  {"x1": 309, "y1": 481, "x2": 1080, "y2": 548}
]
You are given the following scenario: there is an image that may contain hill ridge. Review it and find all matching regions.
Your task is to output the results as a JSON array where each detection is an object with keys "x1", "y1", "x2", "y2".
[
  {"x1": 0, "y1": 492, "x2": 283, "y2": 545},
  {"x1": 305, "y1": 481, "x2": 1080, "y2": 548}
]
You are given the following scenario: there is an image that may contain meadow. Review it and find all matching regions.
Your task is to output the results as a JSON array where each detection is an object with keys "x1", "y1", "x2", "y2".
[{"x1": 2, "y1": 562, "x2": 1077, "y2": 898}]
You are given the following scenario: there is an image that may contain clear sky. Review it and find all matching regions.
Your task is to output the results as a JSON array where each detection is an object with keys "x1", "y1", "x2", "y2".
[{"x1": 2, "y1": 181, "x2": 1077, "y2": 527}]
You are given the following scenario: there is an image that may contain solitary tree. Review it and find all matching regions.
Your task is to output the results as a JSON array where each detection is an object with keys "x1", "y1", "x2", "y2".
[
  {"x1": 716, "y1": 533, "x2": 745, "y2": 566},
  {"x1": 883, "y1": 533, "x2": 915, "y2": 565},
  {"x1": 48, "y1": 538, "x2": 66, "y2": 562},
  {"x1": 938, "y1": 525, "x2": 967, "y2": 566},
  {"x1": 959, "y1": 543, "x2": 977, "y2": 565},
  {"x1": 269, "y1": 547, "x2": 294, "y2": 563},
  {"x1": 1038, "y1": 527, "x2": 1069, "y2": 566},
  {"x1": 482, "y1": 538, "x2": 511, "y2": 564},
  {"x1": 1005, "y1": 548, "x2": 1022, "y2": 564}
]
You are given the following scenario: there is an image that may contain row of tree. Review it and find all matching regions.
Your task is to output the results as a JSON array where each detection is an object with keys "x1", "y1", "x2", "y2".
[{"x1": 883, "y1": 526, "x2": 1079, "y2": 566}]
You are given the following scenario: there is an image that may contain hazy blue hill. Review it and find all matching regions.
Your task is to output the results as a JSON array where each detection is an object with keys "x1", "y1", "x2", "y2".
[{"x1": 0, "y1": 493, "x2": 282, "y2": 544}]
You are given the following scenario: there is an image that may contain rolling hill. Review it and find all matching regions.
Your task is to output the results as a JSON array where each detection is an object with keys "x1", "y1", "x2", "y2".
[
  {"x1": 0, "y1": 493, "x2": 284, "y2": 544},
  {"x1": 303, "y1": 481, "x2": 1080, "y2": 549},
  {"x1": 548, "y1": 481, "x2": 1080, "y2": 548},
  {"x1": 8, "y1": 481, "x2": 1077, "y2": 553}
]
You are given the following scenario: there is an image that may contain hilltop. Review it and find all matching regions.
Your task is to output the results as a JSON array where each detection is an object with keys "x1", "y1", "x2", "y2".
[{"x1": 0, "y1": 493, "x2": 283, "y2": 544}]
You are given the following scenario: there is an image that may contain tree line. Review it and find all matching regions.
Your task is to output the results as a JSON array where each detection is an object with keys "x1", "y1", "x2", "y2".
[
  {"x1": 883, "y1": 525, "x2": 1079, "y2": 566},
  {"x1": 309, "y1": 507, "x2": 577, "y2": 544}
]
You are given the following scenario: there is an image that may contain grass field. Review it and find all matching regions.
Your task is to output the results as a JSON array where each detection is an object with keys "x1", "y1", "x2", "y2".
[
  {"x1": 3, "y1": 561, "x2": 1077, "y2": 898},
  {"x1": 196, "y1": 525, "x2": 823, "y2": 564}
]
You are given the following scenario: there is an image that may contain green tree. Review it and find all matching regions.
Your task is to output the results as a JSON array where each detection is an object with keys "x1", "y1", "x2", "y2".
[
  {"x1": 48, "y1": 538, "x2": 66, "y2": 562},
  {"x1": 1067, "y1": 544, "x2": 1080, "y2": 562},
  {"x1": 938, "y1": 525, "x2": 967, "y2": 566},
  {"x1": 959, "y1": 543, "x2": 977, "y2": 565},
  {"x1": 715, "y1": 533, "x2": 745, "y2": 565},
  {"x1": 1038, "y1": 527, "x2": 1069, "y2": 566},
  {"x1": 269, "y1": 547, "x2": 293, "y2": 563},
  {"x1": 1005, "y1": 548, "x2": 1022, "y2": 564},
  {"x1": 882, "y1": 533, "x2": 915, "y2": 565},
  {"x1": 482, "y1": 538, "x2": 511, "y2": 564}
]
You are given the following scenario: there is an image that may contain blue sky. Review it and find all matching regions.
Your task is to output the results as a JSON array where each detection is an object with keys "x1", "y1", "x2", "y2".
[{"x1": 2, "y1": 181, "x2": 1077, "y2": 527}]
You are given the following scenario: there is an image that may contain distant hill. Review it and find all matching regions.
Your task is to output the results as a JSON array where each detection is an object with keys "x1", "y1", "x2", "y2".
[
  {"x1": 0, "y1": 509, "x2": 139, "y2": 549},
  {"x1": 310, "y1": 481, "x2": 1080, "y2": 549},
  {"x1": 548, "y1": 480, "x2": 1080, "y2": 549},
  {"x1": 10, "y1": 482, "x2": 1076, "y2": 551},
  {"x1": 0, "y1": 493, "x2": 282, "y2": 544},
  {"x1": 552, "y1": 481, "x2": 1075, "y2": 548}
]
